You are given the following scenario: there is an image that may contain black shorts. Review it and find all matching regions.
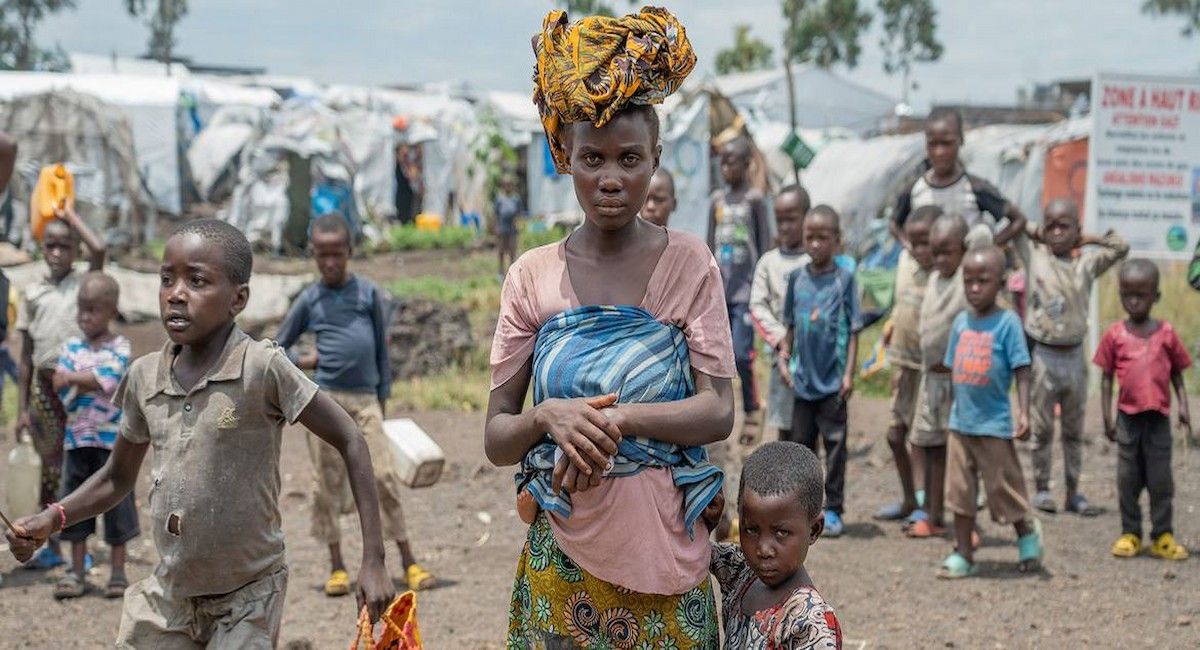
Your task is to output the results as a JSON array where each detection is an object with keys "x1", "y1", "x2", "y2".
[{"x1": 59, "y1": 447, "x2": 140, "y2": 545}]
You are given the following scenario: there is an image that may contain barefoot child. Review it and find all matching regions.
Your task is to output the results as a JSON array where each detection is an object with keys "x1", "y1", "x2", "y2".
[
  {"x1": 16, "y1": 207, "x2": 105, "y2": 569},
  {"x1": 1014, "y1": 198, "x2": 1128, "y2": 516},
  {"x1": 276, "y1": 213, "x2": 433, "y2": 595},
  {"x1": 709, "y1": 441, "x2": 842, "y2": 649},
  {"x1": 1095, "y1": 259, "x2": 1191, "y2": 561},
  {"x1": 906, "y1": 213, "x2": 967, "y2": 538},
  {"x1": 750, "y1": 185, "x2": 810, "y2": 442},
  {"x1": 6, "y1": 219, "x2": 394, "y2": 647},
  {"x1": 709, "y1": 136, "x2": 772, "y2": 444},
  {"x1": 641, "y1": 167, "x2": 677, "y2": 228},
  {"x1": 874, "y1": 204, "x2": 940, "y2": 523},
  {"x1": 939, "y1": 247, "x2": 1042, "y2": 578},
  {"x1": 50, "y1": 272, "x2": 135, "y2": 600},
  {"x1": 778, "y1": 205, "x2": 861, "y2": 539},
  {"x1": 489, "y1": 9, "x2": 733, "y2": 645}
]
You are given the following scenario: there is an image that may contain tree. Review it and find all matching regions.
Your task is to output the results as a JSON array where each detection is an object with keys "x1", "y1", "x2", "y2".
[
  {"x1": 1141, "y1": 0, "x2": 1200, "y2": 36},
  {"x1": 125, "y1": 0, "x2": 188, "y2": 67},
  {"x1": 781, "y1": 0, "x2": 873, "y2": 68},
  {"x1": 716, "y1": 24, "x2": 774, "y2": 75},
  {"x1": 877, "y1": 0, "x2": 943, "y2": 103},
  {"x1": 0, "y1": 0, "x2": 76, "y2": 70}
]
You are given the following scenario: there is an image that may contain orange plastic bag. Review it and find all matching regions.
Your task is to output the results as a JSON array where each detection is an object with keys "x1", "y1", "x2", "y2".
[
  {"x1": 30, "y1": 163, "x2": 74, "y2": 242},
  {"x1": 349, "y1": 591, "x2": 422, "y2": 650}
]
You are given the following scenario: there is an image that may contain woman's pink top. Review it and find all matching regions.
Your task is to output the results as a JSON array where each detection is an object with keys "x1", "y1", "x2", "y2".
[{"x1": 490, "y1": 229, "x2": 736, "y2": 595}]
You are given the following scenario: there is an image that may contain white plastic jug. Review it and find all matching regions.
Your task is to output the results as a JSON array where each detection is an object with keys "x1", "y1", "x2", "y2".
[
  {"x1": 4, "y1": 435, "x2": 42, "y2": 520},
  {"x1": 382, "y1": 419, "x2": 445, "y2": 488}
]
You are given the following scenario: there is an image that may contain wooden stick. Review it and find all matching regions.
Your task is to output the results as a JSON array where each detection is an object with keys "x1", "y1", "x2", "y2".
[{"x1": 0, "y1": 506, "x2": 19, "y2": 536}]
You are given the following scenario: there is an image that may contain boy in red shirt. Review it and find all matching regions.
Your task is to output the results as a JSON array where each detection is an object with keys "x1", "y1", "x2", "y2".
[{"x1": 1094, "y1": 259, "x2": 1191, "y2": 561}]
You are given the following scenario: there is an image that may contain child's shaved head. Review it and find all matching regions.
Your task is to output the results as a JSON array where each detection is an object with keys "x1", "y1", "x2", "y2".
[
  {"x1": 930, "y1": 213, "x2": 968, "y2": 245},
  {"x1": 170, "y1": 219, "x2": 253, "y2": 285},
  {"x1": 1120, "y1": 258, "x2": 1160, "y2": 288},
  {"x1": 965, "y1": 245, "x2": 1006, "y2": 275},
  {"x1": 740, "y1": 441, "x2": 825, "y2": 520},
  {"x1": 806, "y1": 204, "x2": 841, "y2": 233},
  {"x1": 1044, "y1": 197, "x2": 1079, "y2": 222},
  {"x1": 78, "y1": 270, "x2": 120, "y2": 307}
]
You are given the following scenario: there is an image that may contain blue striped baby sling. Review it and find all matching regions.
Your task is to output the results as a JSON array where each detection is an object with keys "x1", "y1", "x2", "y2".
[{"x1": 517, "y1": 304, "x2": 723, "y2": 537}]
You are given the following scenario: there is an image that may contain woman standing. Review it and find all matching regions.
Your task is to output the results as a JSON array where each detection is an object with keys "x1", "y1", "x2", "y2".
[{"x1": 485, "y1": 8, "x2": 734, "y2": 648}]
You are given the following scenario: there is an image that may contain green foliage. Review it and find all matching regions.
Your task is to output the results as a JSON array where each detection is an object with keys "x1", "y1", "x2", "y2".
[
  {"x1": 877, "y1": 0, "x2": 942, "y2": 77},
  {"x1": 520, "y1": 224, "x2": 567, "y2": 252},
  {"x1": 469, "y1": 107, "x2": 520, "y2": 220},
  {"x1": 782, "y1": 0, "x2": 873, "y2": 68},
  {"x1": 0, "y1": 0, "x2": 76, "y2": 70},
  {"x1": 125, "y1": 0, "x2": 189, "y2": 63},
  {"x1": 386, "y1": 274, "x2": 498, "y2": 309},
  {"x1": 381, "y1": 225, "x2": 477, "y2": 252},
  {"x1": 716, "y1": 24, "x2": 775, "y2": 75},
  {"x1": 1142, "y1": 0, "x2": 1200, "y2": 36}
]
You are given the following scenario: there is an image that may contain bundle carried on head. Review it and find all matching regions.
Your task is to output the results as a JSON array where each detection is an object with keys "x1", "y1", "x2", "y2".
[{"x1": 532, "y1": 6, "x2": 696, "y2": 174}]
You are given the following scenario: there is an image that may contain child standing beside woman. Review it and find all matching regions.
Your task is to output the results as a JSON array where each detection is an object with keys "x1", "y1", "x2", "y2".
[{"x1": 487, "y1": 8, "x2": 734, "y2": 646}]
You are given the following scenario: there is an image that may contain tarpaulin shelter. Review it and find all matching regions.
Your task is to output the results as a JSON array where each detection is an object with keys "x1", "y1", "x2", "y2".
[
  {"x1": 713, "y1": 66, "x2": 897, "y2": 135},
  {"x1": 0, "y1": 88, "x2": 144, "y2": 243},
  {"x1": 186, "y1": 105, "x2": 266, "y2": 202},
  {"x1": 221, "y1": 99, "x2": 395, "y2": 252},
  {"x1": 0, "y1": 70, "x2": 279, "y2": 221}
]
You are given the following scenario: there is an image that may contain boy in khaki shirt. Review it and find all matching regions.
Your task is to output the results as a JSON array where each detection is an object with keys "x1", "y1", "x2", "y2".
[
  {"x1": 6, "y1": 220, "x2": 394, "y2": 648},
  {"x1": 1014, "y1": 198, "x2": 1128, "y2": 515}
]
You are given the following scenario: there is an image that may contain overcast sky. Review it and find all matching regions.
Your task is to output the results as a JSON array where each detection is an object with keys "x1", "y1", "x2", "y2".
[{"x1": 40, "y1": 0, "x2": 1197, "y2": 109}]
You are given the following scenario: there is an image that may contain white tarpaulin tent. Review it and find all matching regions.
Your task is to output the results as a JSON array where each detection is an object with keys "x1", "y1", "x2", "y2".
[
  {"x1": 0, "y1": 71, "x2": 279, "y2": 217},
  {"x1": 0, "y1": 89, "x2": 145, "y2": 241},
  {"x1": 222, "y1": 99, "x2": 395, "y2": 251},
  {"x1": 801, "y1": 132, "x2": 926, "y2": 248},
  {"x1": 0, "y1": 72, "x2": 182, "y2": 215},
  {"x1": 321, "y1": 84, "x2": 479, "y2": 220},
  {"x1": 713, "y1": 66, "x2": 897, "y2": 135}
]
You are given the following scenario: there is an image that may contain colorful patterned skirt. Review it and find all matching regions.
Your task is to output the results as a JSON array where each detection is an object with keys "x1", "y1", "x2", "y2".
[
  {"x1": 30, "y1": 369, "x2": 66, "y2": 506},
  {"x1": 507, "y1": 513, "x2": 718, "y2": 649}
]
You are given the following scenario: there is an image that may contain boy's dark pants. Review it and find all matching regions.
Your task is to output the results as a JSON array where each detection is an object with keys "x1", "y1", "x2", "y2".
[
  {"x1": 727, "y1": 302, "x2": 760, "y2": 413},
  {"x1": 786, "y1": 394, "x2": 847, "y2": 514},
  {"x1": 1116, "y1": 411, "x2": 1174, "y2": 538}
]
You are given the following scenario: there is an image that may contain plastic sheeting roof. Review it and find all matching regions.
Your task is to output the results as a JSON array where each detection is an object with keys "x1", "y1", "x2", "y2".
[{"x1": 712, "y1": 66, "x2": 897, "y2": 133}]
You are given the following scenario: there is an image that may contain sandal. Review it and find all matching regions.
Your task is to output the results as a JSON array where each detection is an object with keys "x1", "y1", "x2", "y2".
[
  {"x1": 905, "y1": 518, "x2": 946, "y2": 538},
  {"x1": 406, "y1": 564, "x2": 435, "y2": 591},
  {"x1": 937, "y1": 552, "x2": 978, "y2": 579},
  {"x1": 105, "y1": 576, "x2": 129, "y2": 599},
  {"x1": 1149, "y1": 533, "x2": 1189, "y2": 561},
  {"x1": 53, "y1": 573, "x2": 88, "y2": 600},
  {"x1": 1032, "y1": 491, "x2": 1057, "y2": 514},
  {"x1": 1017, "y1": 519, "x2": 1044, "y2": 572},
  {"x1": 1111, "y1": 533, "x2": 1142, "y2": 558},
  {"x1": 324, "y1": 569, "x2": 351, "y2": 597},
  {"x1": 901, "y1": 509, "x2": 927, "y2": 533},
  {"x1": 873, "y1": 502, "x2": 913, "y2": 521},
  {"x1": 1065, "y1": 494, "x2": 1098, "y2": 517}
]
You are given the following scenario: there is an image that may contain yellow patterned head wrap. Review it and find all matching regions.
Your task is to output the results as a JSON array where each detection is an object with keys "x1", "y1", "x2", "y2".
[{"x1": 532, "y1": 6, "x2": 696, "y2": 174}]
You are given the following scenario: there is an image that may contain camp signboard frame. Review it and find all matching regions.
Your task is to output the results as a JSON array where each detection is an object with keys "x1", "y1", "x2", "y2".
[{"x1": 1086, "y1": 71, "x2": 1200, "y2": 260}]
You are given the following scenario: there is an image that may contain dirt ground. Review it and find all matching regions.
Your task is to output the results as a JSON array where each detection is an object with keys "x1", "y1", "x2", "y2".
[{"x1": 1, "y1": 392, "x2": 1198, "y2": 648}]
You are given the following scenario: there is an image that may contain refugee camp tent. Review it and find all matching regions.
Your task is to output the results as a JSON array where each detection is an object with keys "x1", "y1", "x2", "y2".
[
  {"x1": 713, "y1": 66, "x2": 897, "y2": 135},
  {"x1": 0, "y1": 88, "x2": 144, "y2": 242},
  {"x1": 221, "y1": 99, "x2": 395, "y2": 252},
  {"x1": 801, "y1": 132, "x2": 926, "y2": 249},
  {"x1": 0, "y1": 72, "x2": 182, "y2": 216},
  {"x1": 186, "y1": 105, "x2": 266, "y2": 202},
  {"x1": 322, "y1": 84, "x2": 479, "y2": 221},
  {"x1": 0, "y1": 71, "x2": 279, "y2": 219}
]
